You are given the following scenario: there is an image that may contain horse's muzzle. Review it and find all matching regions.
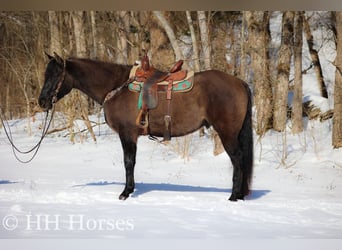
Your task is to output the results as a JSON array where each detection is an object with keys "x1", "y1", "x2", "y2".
[{"x1": 38, "y1": 96, "x2": 53, "y2": 110}]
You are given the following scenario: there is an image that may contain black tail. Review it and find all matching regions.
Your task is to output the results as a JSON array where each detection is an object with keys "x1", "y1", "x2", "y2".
[{"x1": 238, "y1": 83, "x2": 254, "y2": 195}]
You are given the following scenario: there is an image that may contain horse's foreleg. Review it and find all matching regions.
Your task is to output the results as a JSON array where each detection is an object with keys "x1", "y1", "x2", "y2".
[{"x1": 119, "y1": 134, "x2": 137, "y2": 200}]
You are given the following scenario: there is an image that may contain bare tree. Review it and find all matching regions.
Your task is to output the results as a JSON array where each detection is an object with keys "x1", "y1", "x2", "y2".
[
  {"x1": 273, "y1": 11, "x2": 295, "y2": 132},
  {"x1": 246, "y1": 11, "x2": 273, "y2": 135},
  {"x1": 303, "y1": 13, "x2": 328, "y2": 98},
  {"x1": 292, "y1": 11, "x2": 304, "y2": 134},
  {"x1": 72, "y1": 11, "x2": 87, "y2": 57},
  {"x1": 114, "y1": 11, "x2": 129, "y2": 64},
  {"x1": 239, "y1": 12, "x2": 247, "y2": 81},
  {"x1": 89, "y1": 10, "x2": 97, "y2": 59},
  {"x1": 333, "y1": 11, "x2": 342, "y2": 148},
  {"x1": 32, "y1": 12, "x2": 47, "y2": 90},
  {"x1": 48, "y1": 11, "x2": 62, "y2": 55},
  {"x1": 153, "y1": 11, "x2": 184, "y2": 62},
  {"x1": 197, "y1": 11, "x2": 211, "y2": 70},
  {"x1": 186, "y1": 11, "x2": 200, "y2": 72}
]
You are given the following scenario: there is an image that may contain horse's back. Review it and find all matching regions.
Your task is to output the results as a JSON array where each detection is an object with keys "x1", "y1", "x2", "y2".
[
  {"x1": 195, "y1": 70, "x2": 248, "y2": 98},
  {"x1": 195, "y1": 70, "x2": 249, "y2": 113},
  {"x1": 193, "y1": 70, "x2": 250, "y2": 137}
]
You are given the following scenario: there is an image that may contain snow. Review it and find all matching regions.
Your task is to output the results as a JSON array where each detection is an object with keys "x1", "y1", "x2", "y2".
[{"x1": 0, "y1": 113, "x2": 342, "y2": 239}]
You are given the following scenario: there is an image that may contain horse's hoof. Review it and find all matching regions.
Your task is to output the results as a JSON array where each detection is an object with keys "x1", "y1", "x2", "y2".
[
  {"x1": 119, "y1": 194, "x2": 129, "y2": 200},
  {"x1": 229, "y1": 193, "x2": 244, "y2": 202},
  {"x1": 229, "y1": 196, "x2": 238, "y2": 202}
]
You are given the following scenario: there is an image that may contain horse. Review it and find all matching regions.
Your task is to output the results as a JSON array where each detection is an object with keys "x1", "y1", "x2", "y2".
[{"x1": 38, "y1": 53, "x2": 254, "y2": 201}]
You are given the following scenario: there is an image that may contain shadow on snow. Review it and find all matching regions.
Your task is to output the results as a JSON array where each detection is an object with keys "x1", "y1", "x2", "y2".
[
  {"x1": 73, "y1": 181, "x2": 270, "y2": 200},
  {"x1": 0, "y1": 180, "x2": 19, "y2": 185}
]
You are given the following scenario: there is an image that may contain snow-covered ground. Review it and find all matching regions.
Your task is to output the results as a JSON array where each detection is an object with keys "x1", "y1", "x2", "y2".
[{"x1": 0, "y1": 112, "x2": 341, "y2": 239}]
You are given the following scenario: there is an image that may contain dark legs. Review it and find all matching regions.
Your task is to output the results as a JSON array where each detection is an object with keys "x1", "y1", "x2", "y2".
[
  {"x1": 219, "y1": 135, "x2": 250, "y2": 201},
  {"x1": 117, "y1": 128, "x2": 250, "y2": 201},
  {"x1": 227, "y1": 147, "x2": 247, "y2": 201},
  {"x1": 118, "y1": 133, "x2": 137, "y2": 200}
]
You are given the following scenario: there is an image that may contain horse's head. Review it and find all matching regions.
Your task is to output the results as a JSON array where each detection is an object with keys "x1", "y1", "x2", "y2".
[{"x1": 38, "y1": 53, "x2": 72, "y2": 110}]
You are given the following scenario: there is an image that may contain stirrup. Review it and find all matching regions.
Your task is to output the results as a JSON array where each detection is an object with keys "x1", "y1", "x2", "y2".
[
  {"x1": 136, "y1": 109, "x2": 149, "y2": 128},
  {"x1": 163, "y1": 115, "x2": 171, "y2": 142}
]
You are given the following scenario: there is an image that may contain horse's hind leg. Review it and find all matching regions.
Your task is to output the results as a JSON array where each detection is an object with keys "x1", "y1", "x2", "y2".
[
  {"x1": 225, "y1": 141, "x2": 246, "y2": 201},
  {"x1": 214, "y1": 130, "x2": 246, "y2": 201},
  {"x1": 118, "y1": 131, "x2": 137, "y2": 200}
]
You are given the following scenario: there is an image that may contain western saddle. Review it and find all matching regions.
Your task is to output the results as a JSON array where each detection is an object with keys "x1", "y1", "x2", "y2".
[{"x1": 131, "y1": 54, "x2": 188, "y2": 142}]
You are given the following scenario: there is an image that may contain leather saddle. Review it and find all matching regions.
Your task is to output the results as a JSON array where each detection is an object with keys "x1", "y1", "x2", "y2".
[
  {"x1": 136, "y1": 54, "x2": 186, "y2": 110},
  {"x1": 132, "y1": 54, "x2": 188, "y2": 140}
]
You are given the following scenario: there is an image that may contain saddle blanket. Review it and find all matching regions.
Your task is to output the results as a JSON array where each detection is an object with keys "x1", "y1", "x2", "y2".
[{"x1": 128, "y1": 71, "x2": 194, "y2": 109}]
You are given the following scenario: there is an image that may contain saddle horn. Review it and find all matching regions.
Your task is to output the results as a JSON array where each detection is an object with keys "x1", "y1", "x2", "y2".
[{"x1": 141, "y1": 53, "x2": 150, "y2": 72}]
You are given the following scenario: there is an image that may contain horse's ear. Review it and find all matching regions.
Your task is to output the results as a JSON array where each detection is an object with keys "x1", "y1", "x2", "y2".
[
  {"x1": 53, "y1": 52, "x2": 64, "y2": 66},
  {"x1": 45, "y1": 52, "x2": 53, "y2": 60}
]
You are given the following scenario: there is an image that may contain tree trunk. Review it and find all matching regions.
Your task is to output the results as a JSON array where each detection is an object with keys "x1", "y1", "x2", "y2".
[
  {"x1": 72, "y1": 11, "x2": 87, "y2": 57},
  {"x1": 186, "y1": 11, "x2": 200, "y2": 72},
  {"x1": 239, "y1": 12, "x2": 247, "y2": 81},
  {"x1": 228, "y1": 21, "x2": 238, "y2": 75},
  {"x1": 333, "y1": 11, "x2": 342, "y2": 148},
  {"x1": 94, "y1": 12, "x2": 106, "y2": 60},
  {"x1": 153, "y1": 11, "x2": 184, "y2": 63},
  {"x1": 126, "y1": 11, "x2": 140, "y2": 65},
  {"x1": 89, "y1": 10, "x2": 97, "y2": 59},
  {"x1": 197, "y1": 11, "x2": 211, "y2": 70},
  {"x1": 114, "y1": 11, "x2": 129, "y2": 64},
  {"x1": 303, "y1": 13, "x2": 328, "y2": 98},
  {"x1": 48, "y1": 11, "x2": 62, "y2": 55},
  {"x1": 212, "y1": 19, "x2": 229, "y2": 73},
  {"x1": 246, "y1": 11, "x2": 273, "y2": 135},
  {"x1": 273, "y1": 11, "x2": 295, "y2": 132},
  {"x1": 292, "y1": 11, "x2": 304, "y2": 134},
  {"x1": 65, "y1": 12, "x2": 74, "y2": 56},
  {"x1": 32, "y1": 12, "x2": 46, "y2": 90}
]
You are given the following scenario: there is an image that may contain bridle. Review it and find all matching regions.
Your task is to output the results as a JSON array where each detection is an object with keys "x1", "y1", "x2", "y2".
[
  {"x1": 0, "y1": 60, "x2": 66, "y2": 164},
  {"x1": 52, "y1": 62, "x2": 66, "y2": 105}
]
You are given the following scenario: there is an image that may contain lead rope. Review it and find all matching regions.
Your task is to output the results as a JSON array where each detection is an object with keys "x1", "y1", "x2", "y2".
[
  {"x1": 0, "y1": 104, "x2": 56, "y2": 164},
  {"x1": 0, "y1": 63, "x2": 64, "y2": 164}
]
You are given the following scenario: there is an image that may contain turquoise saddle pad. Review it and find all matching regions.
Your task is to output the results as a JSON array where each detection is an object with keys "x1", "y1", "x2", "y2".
[{"x1": 128, "y1": 78, "x2": 193, "y2": 109}]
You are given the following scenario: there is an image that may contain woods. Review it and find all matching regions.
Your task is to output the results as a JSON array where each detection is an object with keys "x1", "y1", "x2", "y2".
[
  {"x1": 333, "y1": 12, "x2": 342, "y2": 148},
  {"x1": 0, "y1": 11, "x2": 341, "y2": 148}
]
